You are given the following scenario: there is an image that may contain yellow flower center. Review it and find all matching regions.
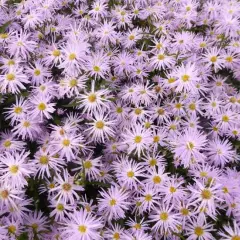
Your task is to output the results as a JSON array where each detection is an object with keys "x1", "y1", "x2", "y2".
[
  {"x1": 216, "y1": 81, "x2": 222, "y2": 86},
  {"x1": 116, "y1": 107, "x2": 123, "y2": 113},
  {"x1": 181, "y1": 74, "x2": 190, "y2": 82},
  {"x1": 134, "y1": 136, "x2": 142, "y2": 143},
  {"x1": 222, "y1": 115, "x2": 229, "y2": 122},
  {"x1": 84, "y1": 160, "x2": 92, "y2": 169},
  {"x1": 211, "y1": 102, "x2": 217, "y2": 107},
  {"x1": 32, "y1": 223, "x2": 38, "y2": 230},
  {"x1": 0, "y1": 190, "x2": 9, "y2": 199},
  {"x1": 4, "y1": 140, "x2": 11, "y2": 148},
  {"x1": 69, "y1": 79, "x2": 77, "y2": 87},
  {"x1": 52, "y1": 49, "x2": 61, "y2": 57},
  {"x1": 156, "y1": 43, "x2": 162, "y2": 50},
  {"x1": 210, "y1": 56, "x2": 217, "y2": 63},
  {"x1": 153, "y1": 175, "x2": 161, "y2": 184},
  {"x1": 88, "y1": 93, "x2": 97, "y2": 103},
  {"x1": 14, "y1": 106, "x2": 23, "y2": 114},
  {"x1": 127, "y1": 171, "x2": 134, "y2": 178},
  {"x1": 38, "y1": 103, "x2": 46, "y2": 111},
  {"x1": 170, "y1": 186, "x2": 176, "y2": 193},
  {"x1": 200, "y1": 171, "x2": 208, "y2": 177},
  {"x1": 109, "y1": 198, "x2": 117, "y2": 206},
  {"x1": 232, "y1": 236, "x2": 240, "y2": 240},
  {"x1": 6, "y1": 73, "x2": 15, "y2": 81},
  {"x1": 113, "y1": 232, "x2": 120, "y2": 239},
  {"x1": 153, "y1": 136, "x2": 160, "y2": 143},
  {"x1": 136, "y1": 201, "x2": 142, "y2": 207},
  {"x1": 134, "y1": 223, "x2": 141, "y2": 229},
  {"x1": 62, "y1": 139, "x2": 70, "y2": 146},
  {"x1": 155, "y1": 85, "x2": 161, "y2": 92},
  {"x1": 0, "y1": 33, "x2": 8, "y2": 39},
  {"x1": 129, "y1": 35, "x2": 135, "y2": 40},
  {"x1": 158, "y1": 54, "x2": 165, "y2": 60},
  {"x1": 186, "y1": 141, "x2": 194, "y2": 150},
  {"x1": 95, "y1": 120, "x2": 105, "y2": 129},
  {"x1": 157, "y1": 108, "x2": 165, "y2": 115},
  {"x1": 189, "y1": 103, "x2": 196, "y2": 110},
  {"x1": 78, "y1": 225, "x2": 87, "y2": 233},
  {"x1": 232, "y1": 130, "x2": 238, "y2": 135},
  {"x1": 39, "y1": 155, "x2": 49, "y2": 165},
  {"x1": 56, "y1": 203, "x2": 64, "y2": 211},
  {"x1": 34, "y1": 69, "x2": 41, "y2": 76},
  {"x1": 201, "y1": 189, "x2": 212, "y2": 199},
  {"x1": 134, "y1": 108, "x2": 142, "y2": 115},
  {"x1": 175, "y1": 103, "x2": 182, "y2": 109},
  {"x1": 180, "y1": 208, "x2": 189, "y2": 216},
  {"x1": 93, "y1": 66, "x2": 100, "y2": 72},
  {"x1": 62, "y1": 183, "x2": 72, "y2": 191},
  {"x1": 149, "y1": 158, "x2": 157, "y2": 166},
  {"x1": 194, "y1": 227, "x2": 204, "y2": 236},
  {"x1": 85, "y1": 205, "x2": 91, "y2": 212},
  {"x1": 23, "y1": 121, "x2": 30, "y2": 127},
  {"x1": 226, "y1": 56, "x2": 233, "y2": 62},
  {"x1": 145, "y1": 194, "x2": 152, "y2": 201},
  {"x1": 7, "y1": 60, "x2": 15, "y2": 66},
  {"x1": 159, "y1": 212, "x2": 168, "y2": 221},
  {"x1": 170, "y1": 124, "x2": 176, "y2": 130},
  {"x1": 8, "y1": 225, "x2": 16, "y2": 234},
  {"x1": 222, "y1": 187, "x2": 228, "y2": 193},
  {"x1": 136, "y1": 69, "x2": 142, "y2": 74},
  {"x1": 9, "y1": 165, "x2": 19, "y2": 174},
  {"x1": 145, "y1": 122, "x2": 151, "y2": 129},
  {"x1": 40, "y1": 85, "x2": 46, "y2": 91},
  {"x1": 49, "y1": 183, "x2": 55, "y2": 189},
  {"x1": 69, "y1": 53, "x2": 76, "y2": 60},
  {"x1": 168, "y1": 77, "x2": 176, "y2": 83}
]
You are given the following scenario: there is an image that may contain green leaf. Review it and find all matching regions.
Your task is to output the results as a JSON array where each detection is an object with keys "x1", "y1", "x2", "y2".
[
  {"x1": 0, "y1": 20, "x2": 12, "y2": 33},
  {"x1": 17, "y1": 232, "x2": 28, "y2": 240}
]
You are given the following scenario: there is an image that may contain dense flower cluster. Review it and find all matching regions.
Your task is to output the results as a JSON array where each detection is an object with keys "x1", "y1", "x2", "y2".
[{"x1": 0, "y1": 0, "x2": 240, "y2": 239}]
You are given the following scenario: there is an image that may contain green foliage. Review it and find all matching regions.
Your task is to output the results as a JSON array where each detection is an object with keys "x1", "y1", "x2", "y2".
[{"x1": 17, "y1": 232, "x2": 28, "y2": 240}]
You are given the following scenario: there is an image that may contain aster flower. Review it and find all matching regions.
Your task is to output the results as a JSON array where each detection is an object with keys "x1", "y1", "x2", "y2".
[
  {"x1": 60, "y1": 209, "x2": 103, "y2": 240},
  {"x1": 25, "y1": 211, "x2": 49, "y2": 240},
  {"x1": 29, "y1": 94, "x2": 56, "y2": 121},
  {"x1": 172, "y1": 63, "x2": 201, "y2": 94},
  {"x1": 4, "y1": 97, "x2": 30, "y2": 125},
  {"x1": 202, "y1": 48, "x2": 225, "y2": 72},
  {"x1": 173, "y1": 129, "x2": 207, "y2": 168},
  {"x1": 7, "y1": 30, "x2": 36, "y2": 59},
  {"x1": 86, "y1": 50, "x2": 110, "y2": 79},
  {"x1": 188, "y1": 179, "x2": 223, "y2": 216},
  {"x1": 116, "y1": 158, "x2": 144, "y2": 189},
  {"x1": 51, "y1": 133, "x2": 85, "y2": 162},
  {"x1": 149, "y1": 203, "x2": 181, "y2": 234},
  {"x1": 50, "y1": 169, "x2": 84, "y2": 204},
  {"x1": 77, "y1": 81, "x2": 110, "y2": 114},
  {"x1": 86, "y1": 113, "x2": 116, "y2": 143},
  {"x1": 0, "y1": 131, "x2": 26, "y2": 153},
  {"x1": 185, "y1": 217, "x2": 214, "y2": 240},
  {"x1": 33, "y1": 147, "x2": 65, "y2": 179},
  {"x1": 0, "y1": 151, "x2": 34, "y2": 188},
  {"x1": 206, "y1": 138, "x2": 235, "y2": 167},
  {"x1": 25, "y1": 61, "x2": 51, "y2": 86},
  {"x1": 98, "y1": 185, "x2": 130, "y2": 221},
  {"x1": 0, "y1": 66, "x2": 29, "y2": 94},
  {"x1": 122, "y1": 124, "x2": 152, "y2": 157},
  {"x1": 219, "y1": 221, "x2": 240, "y2": 240}
]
